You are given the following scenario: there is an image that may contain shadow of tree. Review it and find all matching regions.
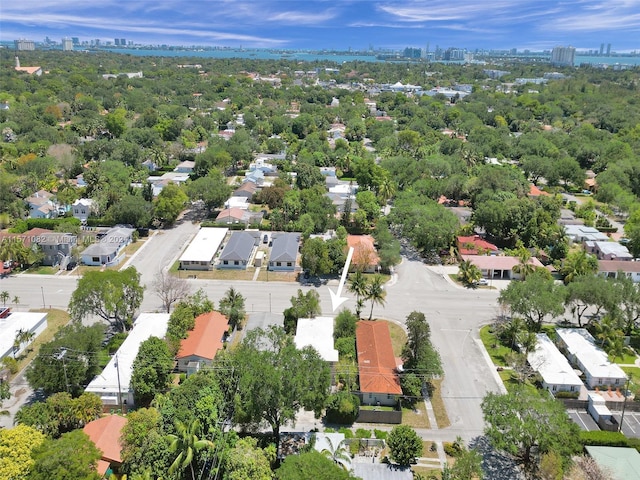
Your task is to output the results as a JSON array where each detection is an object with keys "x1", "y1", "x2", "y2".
[{"x1": 470, "y1": 435, "x2": 525, "y2": 480}]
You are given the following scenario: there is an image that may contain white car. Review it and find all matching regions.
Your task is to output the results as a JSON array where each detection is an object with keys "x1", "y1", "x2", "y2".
[{"x1": 477, "y1": 278, "x2": 489, "y2": 286}]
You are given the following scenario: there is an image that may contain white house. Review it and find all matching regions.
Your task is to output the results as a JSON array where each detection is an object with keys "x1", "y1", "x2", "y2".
[
  {"x1": 556, "y1": 329, "x2": 627, "y2": 389},
  {"x1": 179, "y1": 227, "x2": 228, "y2": 271},
  {"x1": 564, "y1": 225, "x2": 609, "y2": 243},
  {"x1": 85, "y1": 313, "x2": 170, "y2": 408},
  {"x1": 599, "y1": 260, "x2": 640, "y2": 282},
  {"x1": 25, "y1": 190, "x2": 56, "y2": 219},
  {"x1": 294, "y1": 317, "x2": 339, "y2": 363},
  {"x1": 72, "y1": 198, "x2": 94, "y2": 224},
  {"x1": 0, "y1": 311, "x2": 48, "y2": 360},
  {"x1": 81, "y1": 227, "x2": 134, "y2": 267},
  {"x1": 584, "y1": 241, "x2": 633, "y2": 261},
  {"x1": 268, "y1": 233, "x2": 300, "y2": 271},
  {"x1": 528, "y1": 333, "x2": 583, "y2": 394}
]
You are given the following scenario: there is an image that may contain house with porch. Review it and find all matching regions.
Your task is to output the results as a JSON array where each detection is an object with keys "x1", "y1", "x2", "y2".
[
  {"x1": 268, "y1": 233, "x2": 300, "y2": 271},
  {"x1": 176, "y1": 311, "x2": 229, "y2": 374},
  {"x1": 461, "y1": 254, "x2": 544, "y2": 280},
  {"x1": 356, "y1": 321, "x2": 402, "y2": 406}
]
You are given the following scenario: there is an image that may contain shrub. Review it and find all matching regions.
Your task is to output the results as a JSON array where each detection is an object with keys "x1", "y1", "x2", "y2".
[
  {"x1": 105, "y1": 332, "x2": 128, "y2": 354},
  {"x1": 2, "y1": 356, "x2": 19, "y2": 374},
  {"x1": 579, "y1": 430, "x2": 628, "y2": 447},
  {"x1": 374, "y1": 429, "x2": 387, "y2": 440},
  {"x1": 555, "y1": 391, "x2": 579, "y2": 399},
  {"x1": 355, "y1": 428, "x2": 372, "y2": 439},
  {"x1": 335, "y1": 337, "x2": 355, "y2": 359},
  {"x1": 338, "y1": 427, "x2": 353, "y2": 439},
  {"x1": 325, "y1": 392, "x2": 360, "y2": 425}
]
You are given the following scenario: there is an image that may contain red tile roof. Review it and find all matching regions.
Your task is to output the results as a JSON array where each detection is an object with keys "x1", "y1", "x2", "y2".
[
  {"x1": 356, "y1": 321, "x2": 402, "y2": 395},
  {"x1": 347, "y1": 235, "x2": 380, "y2": 269},
  {"x1": 457, "y1": 235, "x2": 498, "y2": 255},
  {"x1": 177, "y1": 311, "x2": 229, "y2": 361},
  {"x1": 83, "y1": 415, "x2": 127, "y2": 469},
  {"x1": 528, "y1": 184, "x2": 550, "y2": 197}
]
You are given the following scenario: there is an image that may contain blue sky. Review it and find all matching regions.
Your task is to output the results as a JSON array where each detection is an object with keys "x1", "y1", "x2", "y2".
[{"x1": 1, "y1": 0, "x2": 639, "y2": 52}]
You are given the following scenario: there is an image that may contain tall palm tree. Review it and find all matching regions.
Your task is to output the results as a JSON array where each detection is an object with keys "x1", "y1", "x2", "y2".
[
  {"x1": 348, "y1": 271, "x2": 368, "y2": 318},
  {"x1": 321, "y1": 436, "x2": 351, "y2": 470},
  {"x1": 167, "y1": 419, "x2": 213, "y2": 480},
  {"x1": 12, "y1": 295, "x2": 19, "y2": 309},
  {"x1": 219, "y1": 287, "x2": 246, "y2": 331},
  {"x1": 366, "y1": 274, "x2": 386, "y2": 321}
]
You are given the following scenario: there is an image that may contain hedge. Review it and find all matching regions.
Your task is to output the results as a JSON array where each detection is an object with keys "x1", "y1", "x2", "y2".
[
  {"x1": 9, "y1": 217, "x2": 81, "y2": 233},
  {"x1": 579, "y1": 431, "x2": 628, "y2": 447}
]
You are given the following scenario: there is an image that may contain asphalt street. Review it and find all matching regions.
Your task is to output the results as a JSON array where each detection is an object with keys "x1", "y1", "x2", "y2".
[{"x1": 0, "y1": 220, "x2": 504, "y2": 439}]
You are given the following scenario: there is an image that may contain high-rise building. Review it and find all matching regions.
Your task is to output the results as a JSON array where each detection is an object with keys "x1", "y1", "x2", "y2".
[
  {"x1": 599, "y1": 43, "x2": 604, "y2": 56},
  {"x1": 62, "y1": 38, "x2": 73, "y2": 51},
  {"x1": 606, "y1": 43, "x2": 611, "y2": 56},
  {"x1": 550, "y1": 46, "x2": 575, "y2": 66},
  {"x1": 114, "y1": 38, "x2": 120, "y2": 46},
  {"x1": 14, "y1": 39, "x2": 35, "y2": 51},
  {"x1": 72, "y1": 37, "x2": 79, "y2": 45},
  {"x1": 120, "y1": 38, "x2": 126, "y2": 46}
]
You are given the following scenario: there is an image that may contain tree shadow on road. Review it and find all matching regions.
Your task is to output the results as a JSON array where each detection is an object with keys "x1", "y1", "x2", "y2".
[{"x1": 471, "y1": 436, "x2": 525, "y2": 480}]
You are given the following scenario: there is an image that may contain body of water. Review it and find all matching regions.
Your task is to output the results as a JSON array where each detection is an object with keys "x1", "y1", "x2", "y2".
[{"x1": 88, "y1": 48, "x2": 640, "y2": 67}]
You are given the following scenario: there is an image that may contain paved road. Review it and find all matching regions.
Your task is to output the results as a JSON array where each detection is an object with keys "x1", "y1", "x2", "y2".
[{"x1": 0, "y1": 221, "x2": 504, "y2": 440}]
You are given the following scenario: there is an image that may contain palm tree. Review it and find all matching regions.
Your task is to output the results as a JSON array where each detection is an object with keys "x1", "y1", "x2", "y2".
[
  {"x1": 0, "y1": 290, "x2": 9, "y2": 307},
  {"x1": 321, "y1": 436, "x2": 351, "y2": 470},
  {"x1": 12, "y1": 295, "x2": 19, "y2": 310},
  {"x1": 516, "y1": 330, "x2": 538, "y2": 356},
  {"x1": 366, "y1": 274, "x2": 386, "y2": 321},
  {"x1": 497, "y1": 318, "x2": 525, "y2": 349},
  {"x1": 167, "y1": 419, "x2": 213, "y2": 480},
  {"x1": 348, "y1": 271, "x2": 368, "y2": 318},
  {"x1": 458, "y1": 260, "x2": 482, "y2": 287},
  {"x1": 512, "y1": 245, "x2": 536, "y2": 280},
  {"x1": 219, "y1": 287, "x2": 246, "y2": 331}
]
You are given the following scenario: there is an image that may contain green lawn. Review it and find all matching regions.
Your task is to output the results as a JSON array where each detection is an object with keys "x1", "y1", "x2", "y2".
[
  {"x1": 402, "y1": 406, "x2": 430, "y2": 429},
  {"x1": 479, "y1": 325, "x2": 513, "y2": 367},
  {"x1": 499, "y1": 369, "x2": 539, "y2": 395},
  {"x1": 612, "y1": 352, "x2": 638, "y2": 365},
  {"x1": 621, "y1": 366, "x2": 640, "y2": 396}
]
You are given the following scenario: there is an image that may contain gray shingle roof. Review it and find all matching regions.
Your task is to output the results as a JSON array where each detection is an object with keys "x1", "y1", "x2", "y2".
[
  {"x1": 270, "y1": 233, "x2": 300, "y2": 263},
  {"x1": 219, "y1": 231, "x2": 257, "y2": 262}
]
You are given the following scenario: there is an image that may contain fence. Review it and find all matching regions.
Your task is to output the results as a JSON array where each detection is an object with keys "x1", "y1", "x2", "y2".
[{"x1": 356, "y1": 408, "x2": 402, "y2": 424}]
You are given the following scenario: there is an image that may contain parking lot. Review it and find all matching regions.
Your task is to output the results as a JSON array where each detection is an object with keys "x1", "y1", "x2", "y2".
[{"x1": 567, "y1": 409, "x2": 640, "y2": 438}]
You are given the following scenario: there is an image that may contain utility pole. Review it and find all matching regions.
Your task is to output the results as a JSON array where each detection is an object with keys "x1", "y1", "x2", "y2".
[
  {"x1": 56, "y1": 348, "x2": 69, "y2": 393},
  {"x1": 114, "y1": 354, "x2": 123, "y2": 412},
  {"x1": 619, "y1": 376, "x2": 631, "y2": 433}
]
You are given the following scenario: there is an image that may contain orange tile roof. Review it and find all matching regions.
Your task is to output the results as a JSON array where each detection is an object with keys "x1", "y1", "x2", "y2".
[
  {"x1": 528, "y1": 184, "x2": 550, "y2": 197},
  {"x1": 177, "y1": 311, "x2": 229, "y2": 361},
  {"x1": 83, "y1": 415, "x2": 127, "y2": 465},
  {"x1": 457, "y1": 235, "x2": 498, "y2": 255},
  {"x1": 356, "y1": 321, "x2": 402, "y2": 395},
  {"x1": 347, "y1": 235, "x2": 380, "y2": 268}
]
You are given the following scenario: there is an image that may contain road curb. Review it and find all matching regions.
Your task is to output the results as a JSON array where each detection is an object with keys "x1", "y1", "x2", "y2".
[{"x1": 474, "y1": 338, "x2": 508, "y2": 395}]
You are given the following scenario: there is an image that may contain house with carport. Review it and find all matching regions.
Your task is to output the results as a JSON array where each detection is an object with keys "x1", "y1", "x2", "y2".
[
  {"x1": 461, "y1": 254, "x2": 544, "y2": 280},
  {"x1": 176, "y1": 311, "x2": 229, "y2": 374},
  {"x1": 356, "y1": 320, "x2": 402, "y2": 407}
]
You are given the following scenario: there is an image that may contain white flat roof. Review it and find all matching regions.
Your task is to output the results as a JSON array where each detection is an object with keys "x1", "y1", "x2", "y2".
[
  {"x1": 0, "y1": 312, "x2": 47, "y2": 359},
  {"x1": 294, "y1": 317, "x2": 339, "y2": 362},
  {"x1": 179, "y1": 227, "x2": 228, "y2": 263},
  {"x1": 85, "y1": 313, "x2": 170, "y2": 395},
  {"x1": 557, "y1": 329, "x2": 627, "y2": 381},
  {"x1": 528, "y1": 333, "x2": 582, "y2": 388}
]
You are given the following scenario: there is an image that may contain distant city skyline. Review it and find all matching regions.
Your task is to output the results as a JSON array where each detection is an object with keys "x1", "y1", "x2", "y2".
[{"x1": 1, "y1": 1, "x2": 639, "y2": 52}]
